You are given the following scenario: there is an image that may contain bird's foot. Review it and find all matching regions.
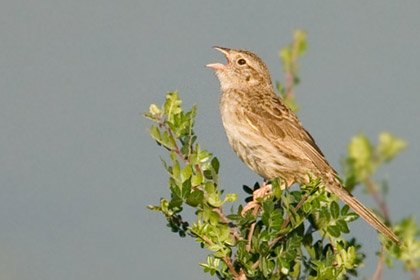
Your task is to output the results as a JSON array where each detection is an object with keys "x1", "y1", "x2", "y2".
[{"x1": 241, "y1": 183, "x2": 273, "y2": 216}]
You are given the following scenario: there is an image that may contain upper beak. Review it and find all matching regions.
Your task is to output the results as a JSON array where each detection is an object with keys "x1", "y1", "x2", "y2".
[{"x1": 206, "y1": 46, "x2": 230, "y2": 70}]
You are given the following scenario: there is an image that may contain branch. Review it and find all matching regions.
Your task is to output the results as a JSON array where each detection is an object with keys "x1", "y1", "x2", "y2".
[
  {"x1": 251, "y1": 192, "x2": 310, "y2": 270},
  {"x1": 371, "y1": 245, "x2": 385, "y2": 280},
  {"x1": 222, "y1": 257, "x2": 242, "y2": 280},
  {"x1": 200, "y1": 235, "x2": 242, "y2": 279},
  {"x1": 158, "y1": 117, "x2": 188, "y2": 164},
  {"x1": 365, "y1": 178, "x2": 390, "y2": 280},
  {"x1": 365, "y1": 178, "x2": 390, "y2": 222},
  {"x1": 411, "y1": 266, "x2": 420, "y2": 280},
  {"x1": 270, "y1": 192, "x2": 309, "y2": 249},
  {"x1": 213, "y1": 207, "x2": 242, "y2": 241},
  {"x1": 284, "y1": 33, "x2": 300, "y2": 101}
]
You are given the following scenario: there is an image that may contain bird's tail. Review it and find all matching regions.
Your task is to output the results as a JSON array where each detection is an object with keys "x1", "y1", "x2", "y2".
[{"x1": 328, "y1": 180, "x2": 400, "y2": 245}]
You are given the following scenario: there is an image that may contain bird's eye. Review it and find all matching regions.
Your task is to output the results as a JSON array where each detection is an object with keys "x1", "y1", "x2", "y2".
[{"x1": 237, "y1": 59, "x2": 246, "y2": 65}]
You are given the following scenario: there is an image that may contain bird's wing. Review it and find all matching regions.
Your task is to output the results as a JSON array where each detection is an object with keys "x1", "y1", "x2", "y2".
[{"x1": 242, "y1": 95, "x2": 332, "y2": 174}]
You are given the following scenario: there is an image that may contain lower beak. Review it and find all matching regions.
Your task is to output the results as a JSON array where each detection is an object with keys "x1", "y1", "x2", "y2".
[
  {"x1": 206, "y1": 62, "x2": 225, "y2": 69},
  {"x1": 206, "y1": 46, "x2": 230, "y2": 69}
]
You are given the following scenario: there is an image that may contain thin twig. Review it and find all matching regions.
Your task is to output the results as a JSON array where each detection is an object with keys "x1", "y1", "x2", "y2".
[
  {"x1": 250, "y1": 193, "x2": 310, "y2": 270},
  {"x1": 160, "y1": 117, "x2": 240, "y2": 242},
  {"x1": 246, "y1": 207, "x2": 260, "y2": 251},
  {"x1": 284, "y1": 36, "x2": 299, "y2": 100},
  {"x1": 159, "y1": 117, "x2": 203, "y2": 174},
  {"x1": 222, "y1": 256, "x2": 241, "y2": 280},
  {"x1": 213, "y1": 207, "x2": 242, "y2": 241},
  {"x1": 372, "y1": 245, "x2": 385, "y2": 280},
  {"x1": 201, "y1": 235, "x2": 241, "y2": 278},
  {"x1": 246, "y1": 222, "x2": 257, "y2": 252},
  {"x1": 158, "y1": 118, "x2": 188, "y2": 163},
  {"x1": 269, "y1": 192, "x2": 309, "y2": 249},
  {"x1": 411, "y1": 266, "x2": 420, "y2": 280},
  {"x1": 365, "y1": 178, "x2": 390, "y2": 222},
  {"x1": 213, "y1": 207, "x2": 230, "y2": 223},
  {"x1": 365, "y1": 177, "x2": 391, "y2": 279}
]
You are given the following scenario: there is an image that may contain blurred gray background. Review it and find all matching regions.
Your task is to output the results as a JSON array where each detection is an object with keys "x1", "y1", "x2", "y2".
[{"x1": 1, "y1": 1, "x2": 419, "y2": 279}]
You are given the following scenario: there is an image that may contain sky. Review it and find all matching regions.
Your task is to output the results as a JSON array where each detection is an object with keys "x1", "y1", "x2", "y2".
[{"x1": 1, "y1": 1, "x2": 420, "y2": 279}]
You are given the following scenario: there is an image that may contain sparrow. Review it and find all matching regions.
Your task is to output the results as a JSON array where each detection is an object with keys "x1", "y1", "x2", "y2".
[{"x1": 207, "y1": 46, "x2": 399, "y2": 244}]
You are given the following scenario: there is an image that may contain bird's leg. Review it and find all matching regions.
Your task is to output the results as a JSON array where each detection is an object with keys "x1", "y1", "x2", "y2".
[
  {"x1": 241, "y1": 180, "x2": 276, "y2": 216},
  {"x1": 243, "y1": 180, "x2": 288, "y2": 251}
]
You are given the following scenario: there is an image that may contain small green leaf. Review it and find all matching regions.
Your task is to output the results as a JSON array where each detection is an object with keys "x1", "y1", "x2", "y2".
[
  {"x1": 186, "y1": 190, "x2": 204, "y2": 207},
  {"x1": 208, "y1": 193, "x2": 223, "y2": 207},
  {"x1": 181, "y1": 165, "x2": 192, "y2": 182},
  {"x1": 336, "y1": 219, "x2": 350, "y2": 233},
  {"x1": 327, "y1": 225, "x2": 341, "y2": 237},
  {"x1": 181, "y1": 179, "x2": 191, "y2": 199},
  {"x1": 204, "y1": 181, "x2": 216, "y2": 194},
  {"x1": 378, "y1": 132, "x2": 407, "y2": 162},
  {"x1": 330, "y1": 201, "x2": 340, "y2": 219},
  {"x1": 164, "y1": 92, "x2": 182, "y2": 122},
  {"x1": 279, "y1": 48, "x2": 292, "y2": 72},
  {"x1": 169, "y1": 194, "x2": 183, "y2": 209},
  {"x1": 211, "y1": 157, "x2": 220, "y2": 173},
  {"x1": 278, "y1": 257, "x2": 290, "y2": 275},
  {"x1": 147, "y1": 204, "x2": 162, "y2": 212},
  {"x1": 150, "y1": 125, "x2": 161, "y2": 142},
  {"x1": 293, "y1": 29, "x2": 307, "y2": 56},
  {"x1": 191, "y1": 173, "x2": 203, "y2": 186},
  {"x1": 348, "y1": 133, "x2": 373, "y2": 181},
  {"x1": 149, "y1": 103, "x2": 161, "y2": 115},
  {"x1": 161, "y1": 131, "x2": 175, "y2": 150},
  {"x1": 171, "y1": 162, "x2": 180, "y2": 179},
  {"x1": 344, "y1": 213, "x2": 359, "y2": 222},
  {"x1": 341, "y1": 204, "x2": 350, "y2": 216},
  {"x1": 223, "y1": 193, "x2": 238, "y2": 203},
  {"x1": 208, "y1": 244, "x2": 223, "y2": 252}
]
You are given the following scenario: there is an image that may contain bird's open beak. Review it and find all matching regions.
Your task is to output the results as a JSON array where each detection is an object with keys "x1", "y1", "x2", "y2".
[{"x1": 206, "y1": 46, "x2": 230, "y2": 70}]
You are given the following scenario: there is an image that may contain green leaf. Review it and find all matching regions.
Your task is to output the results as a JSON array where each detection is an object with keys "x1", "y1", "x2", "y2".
[
  {"x1": 278, "y1": 257, "x2": 290, "y2": 275},
  {"x1": 271, "y1": 178, "x2": 283, "y2": 199},
  {"x1": 327, "y1": 225, "x2": 341, "y2": 237},
  {"x1": 279, "y1": 48, "x2": 292, "y2": 73},
  {"x1": 164, "y1": 92, "x2": 182, "y2": 123},
  {"x1": 211, "y1": 157, "x2": 220, "y2": 173},
  {"x1": 293, "y1": 29, "x2": 307, "y2": 56},
  {"x1": 223, "y1": 193, "x2": 238, "y2": 203},
  {"x1": 207, "y1": 193, "x2": 223, "y2": 207},
  {"x1": 191, "y1": 173, "x2": 203, "y2": 186},
  {"x1": 344, "y1": 213, "x2": 359, "y2": 222},
  {"x1": 169, "y1": 194, "x2": 183, "y2": 209},
  {"x1": 330, "y1": 201, "x2": 340, "y2": 219},
  {"x1": 149, "y1": 103, "x2": 161, "y2": 116},
  {"x1": 186, "y1": 190, "x2": 204, "y2": 207},
  {"x1": 378, "y1": 131, "x2": 407, "y2": 162},
  {"x1": 336, "y1": 219, "x2": 350, "y2": 233},
  {"x1": 181, "y1": 165, "x2": 192, "y2": 182},
  {"x1": 341, "y1": 204, "x2": 350, "y2": 216},
  {"x1": 161, "y1": 131, "x2": 175, "y2": 150},
  {"x1": 149, "y1": 125, "x2": 161, "y2": 142},
  {"x1": 181, "y1": 179, "x2": 191, "y2": 199},
  {"x1": 348, "y1": 133, "x2": 373, "y2": 181},
  {"x1": 171, "y1": 162, "x2": 180, "y2": 179},
  {"x1": 198, "y1": 150, "x2": 212, "y2": 163},
  {"x1": 147, "y1": 204, "x2": 162, "y2": 212},
  {"x1": 204, "y1": 181, "x2": 216, "y2": 194}
]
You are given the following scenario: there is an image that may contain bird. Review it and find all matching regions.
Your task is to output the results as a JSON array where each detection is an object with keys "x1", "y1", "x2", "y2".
[{"x1": 206, "y1": 46, "x2": 400, "y2": 244}]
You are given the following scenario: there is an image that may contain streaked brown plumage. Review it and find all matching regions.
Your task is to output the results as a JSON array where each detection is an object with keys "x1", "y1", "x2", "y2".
[{"x1": 207, "y1": 46, "x2": 400, "y2": 244}]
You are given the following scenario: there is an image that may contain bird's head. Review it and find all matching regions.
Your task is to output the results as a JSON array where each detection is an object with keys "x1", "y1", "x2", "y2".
[{"x1": 207, "y1": 47, "x2": 272, "y2": 91}]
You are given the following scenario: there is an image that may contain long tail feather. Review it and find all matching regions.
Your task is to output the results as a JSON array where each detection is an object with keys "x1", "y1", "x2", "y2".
[{"x1": 328, "y1": 181, "x2": 400, "y2": 245}]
